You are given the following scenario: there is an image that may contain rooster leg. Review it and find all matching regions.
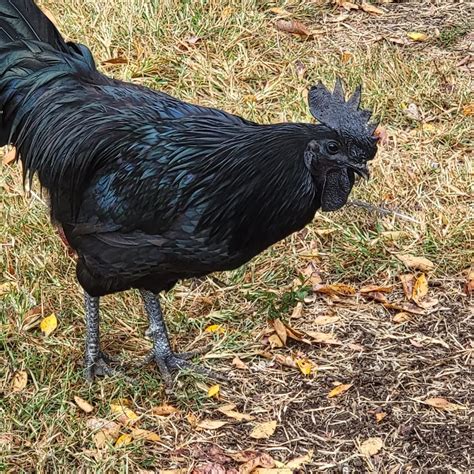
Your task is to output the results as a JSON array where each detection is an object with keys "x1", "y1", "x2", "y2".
[
  {"x1": 140, "y1": 289, "x2": 221, "y2": 386},
  {"x1": 84, "y1": 292, "x2": 115, "y2": 380}
]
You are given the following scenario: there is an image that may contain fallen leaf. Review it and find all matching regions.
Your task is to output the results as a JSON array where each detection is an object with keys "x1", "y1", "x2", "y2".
[
  {"x1": 294, "y1": 60, "x2": 306, "y2": 79},
  {"x1": 239, "y1": 453, "x2": 276, "y2": 474},
  {"x1": 74, "y1": 396, "x2": 94, "y2": 413},
  {"x1": 185, "y1": 35, "x2": 201, "y2": 45},
  {"x1": 205, "y1": 324, "x2": 225, "y2": 334},
  {"x1": 360, "y1": 284, "x2": 393, "y2": 294},
  {"x1": 412, "y1": 273, "x2": 428, "y2": 304},
  {"x1": 269, "y1": 7, "x2": 290, "y2": 16},
  {"x1": 217, "y1": 404, "x2": 254, "y2": 422},
  {"x1": 421, "y1": 397, "x2": 466, "y2": 411},
  {"x1": 286, "y1": 450, "x2": 313, "y2": 468},
  {"x1": 337, "y1": 1, "x2": 359, "y2": 11},
  {"x1": 361, "y1": 2, "x2": 384, "y2": 14},
  {"x1": 305, "y1": 331, "x2": 341, "y2": 345},
  {"x1": 313, "y1": 315, "x2": 340, "y2": 325},
  {"x1": 314, "y1": 283, "x2": 356, "y2": 296},
  {"x1": 232, "y1": 356, "x2": 249, "y2": 370},
  {"x1": 462, "y1": 103, "x2": 474, "y2": 116},
  {"x1": 110, "y1": 403, "x2": 139, "y2": 425},
  {"x1": 271, "y1": 353, "x2": 298, "y2": 369},
  {"x1": 131, "y1": 428, "x2": 160, "y2": 442},
  {"x1": 268, "y1": 333, "x2": 285, "y2": 348},
  {"x1": 362, "y1": 291, "x2": 388, "y2": 304},
  {"x1": 384, "y1": 301, "x2": 425, "y2": 315},
  {"x1": 407, "y1": 32, "x2": 428, "y2": 42},
  {"x1": 151, "y1": 404, "x2": 179, "y2": 416},
  {"x1": 207, "y1": 384, "x2": 220, "y2": 398},
  {"x1": 284, "y1": 324, "x2": 311, "y2": 343},
  {"x1": 403, "y1": 103, "x2": 422, "y2": 121},
  {"x1": 196, "y1": 419, "x2": 228, "y2": 430},
  {"x1": 328, "y1": 383, "x2": 352, "y2": 398},
  {"x1": 290, "y1": 302, "x2": 303, "y2": 319},
  {"x1": 87, "y1": 418, "x2": 121, "y2": 447},
  {"x1": 464, "y1": 269, "x2": 474, "y2": 296},
  {"x1": 11, "y1": 370, "x2": 28, "y2": 393},
  {"x1": 115, "y1": 433, "x2": 133, "y2": 447},
  {"x1": 272, "y1": 319, "x2": 287, "y2": 345},
  {"x1": 341, "y1": 51, "x2": 353, "y2": 63},
  {"x1": 102, "y1": 57, "x2": 128, "y2": 65},
  {"x1": 275, "y1": 19, "x2": 312, "y2": 37},
  {"x1": 249, "y1": 420, "x2": 277, "y2": 439},
  {"x1": 397, "y1": 254, "x2": 434, "y2": 271},
  {"x1": 375, "y1": 412, "x2": 387, "y2": 423},
  {"x1": 301, "y1": 262, "x2": 322, "y2": 286},
  {"x1": 186, "y1": 413, "x2": 198, "y2": 427},
  {"x1": 2, "y1": 147, "x2": 16, "y2": 165},
  {"x1": 296, "y1": 358, "x2": 315, "y2": 376},
  {"x1": 399, "y1": 274, "x2": 415, "y2": 299},
  {"x1": 393, "y1": 312, "x2": 410, "y2": 323},
  {"x1": 360, "y1": 437, "x2": 383, "y2": 456},
  {"x1": 40, "y1": 313, "x2": 57, "y2": 336}
]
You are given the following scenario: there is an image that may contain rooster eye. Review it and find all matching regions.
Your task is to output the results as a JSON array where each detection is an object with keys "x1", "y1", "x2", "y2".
[{"x1": 326, "y1": 141, "x2": 340, "y2": 155}]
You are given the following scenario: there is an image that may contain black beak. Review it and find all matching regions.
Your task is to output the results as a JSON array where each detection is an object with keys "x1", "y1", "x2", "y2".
[{"x1": 350, "y1": 163, "x2": 370, "y2": 180}]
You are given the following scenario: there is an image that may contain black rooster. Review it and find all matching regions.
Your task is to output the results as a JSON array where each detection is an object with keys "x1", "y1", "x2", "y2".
[{"x1": 0, "y1": 0, "x2": 378, "y2": 385}]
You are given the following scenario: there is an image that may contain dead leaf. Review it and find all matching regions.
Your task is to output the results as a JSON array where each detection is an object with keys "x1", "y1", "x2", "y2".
[
  {"x1": 269, "y1": 7, "x2": 290, "y2": 16},
  {"x1": 217, "y1": 404, "x2": 254, "y2": 422},
  {"x1": 362, "y1": 291, "x2": 388, "y2": 304},
  {"x1": 337, "y1": 1, "x2": 359, "y2": 11},
  {"x1": 305, "y1": 331, "x2": 341, "y2": 345},
  {"x1": 421, "y1": 397, "x2": 466, "y2": 411},
  {"x1": 87, "y1": 418, "x2": 121, "y2": 448},
  {"x1": 290, "y1": 302, "x2": 303, "y2": 319},
  {"x1": 207, "y1": 384, "x2": 220, "y2": 398},
  {"x1": 151, "y1": 404, "x2": 179, "y2": 416},
  {"x1": 268, "y1": 333, "x2": 285, "y2": 348},
  {"x1": 341, "y1": 51, "x2": 353, "y2": 63},
  {"x1": 115, "y1": 433, "x2": 133, "y2": 447},
  {"x1": 2, "y1": 147, "x2": 16, "y2": 165},
  {"x1": 384, "y1": 301, "x2": 425, "y2": 315},
  {"x1": 74, "y1": 396, "x2": 94, "y2": 413},
  {"x1": 185, "y1": 35, "x2": 202, "y2": 45},
  {"x1": 205, "y1": 324, "x2": 225, "y2": 334},
  {"x1": 407, "y1": 32, "x2": 428, "y2": 42},
  {"x1": 130, "y1": 428, "x2": 160, "y2": 442},
  {"x1": 301, "y1": 262, "x2": 322, "y2": 286},
  {"x1": 40, "y1": 313, "x2": 57, "y2": 336},
  {"x1": 462, "y1": 103, "x2": 474, "y2": 116},
  {"x1": 393, "y1": 312, "x2": 410, "y2": 323},
  {"x1": 412, "y1": 273, "x2": 428, "y2": 304},
  {"x1": 294, "y1": 60, "x2": 306, "y2": 79},
  {"x1": 360, "y1": 437, "x2": 383, "y2": 456},
  {"x1": 110, "y1": 402, "x2": 139, "y2": 425},
  {"x1": 196, "y1": 419, "x2": 228, "y2": 430},
  {"x1": 464, "y1": 269, "x2": 474, "y2": 296},
  {"x1": 272, "y1": 319, "x2": 287, "y2": 345},
  {"x1": 285, "y1": 449, "x2": 313, "y2": 468},
  {"x1": 239, "y1": 453, "x2": 275, "y2": 474},
  {"x1": 403, "y1": 103, "x2": 422, "y2": 121},
  {"x1": 360, "y1": 284, "x2": 392, "y2": 294},
  {"x1": 102, "y1": 57, "x2": 128, "y2": 65},
  {"x1": 313, "y1": 315, "x2": 340, "y2": 325},
  {"x1": 249, "y1": 420, "x2": 277, "y2": 439},
  {"x1": 375, "y1": 412, "x2": 387, "y2": 423},
  {"x1": 296, "y1": 358, "x2": 315, "y2": 376},
  {"x1": 11, "y1": 370, "x2": 28, "y2": 393},
  {"x1": 314, "y1": 283, "x2": 356, "y2": 296},
  {"x1": 328, "y1": 383, "x2": 352, "y2": 398},
  {"x1": 275, "y1": 19, "x2": 312, "y2": 37},
  {"x1": 361, "y1": 2, "x2": 384, "y2": 15},
  {"x1": 397, "y1": 254, "x2": 434, "y2": 271},
  {"x1": 399, "y1": 274, "x2": 415, "y2": 299},
  {"x1": 232, "y1": 356, "x2": 249, "y2": 370}
]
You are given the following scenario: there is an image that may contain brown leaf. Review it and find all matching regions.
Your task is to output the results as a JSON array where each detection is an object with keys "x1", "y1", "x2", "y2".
[
  {"x1": 294, "y1": 60, "x2": 306, "y2": 79},
  {"x1": 462, "y1": 103, "x2": 474, "y2": 116},
  {"x1": 341, "y1": 51, "x2": 353, "y2": 64},
  {"x1": 275, "y1": 19, "x2": 312, "y2": 37},
  {"x1": 286, "y1": 449, "x2": 313, "y2": 468},
  {"x1": 11, "y1": 370, "x2": 28, "y2": 393},
  {"x1": 110, "y1": 402, "x2": 139, "y2": 425},
  {"x1": 272, "y1": 319, "x2": 287, "y2": 345},
  {"x1": 305, "y1": 331, "x2": 341, "y2": 345},
  {"x1": 268, "y1": 333, "x2": 285, "y2": 348},
  {"x1": 2, "y1": 147, "x2": 16, "y2": 165},
  {"x1": 384, "y1": 301, "x2": 425, "y2": 315},
  {"x1": 421, "y1": 397, "x2": 466, "y2": 411},
  {"x1": 314, "y1": 283, "x2": 356, "y2": 296},
  {"x1": 102, "y1": 57, "x2": 128, "y2": 65},
  {"x1": 360, "y1": 2, "x2": 384, "y2": 15},
  {"x1": 360, "y1": 284, "x2": 393, "y2": 294},
  {"x1": 328, "y1": 383, "x2": 352, "y2": 398},
  {"x1": 393, "y1": 312, "x2": 410, "y2": 323},
  {"x1": 151, "y1": 404, "x2": 179, "y2": 416},
  {"x1": 412, "y1": 273, "x2": 428, "y2": 304},
  {"x1": 362, "y1": 291, "x2": 388, "y2": 304},
  {"x1": 196, "y1": 419, "x2": 228, "y2": 430},
  {"x1": 313, "y1": 315, "x2": 340, "y2": 325},
  {"x1": 86, "y1": 418, "x2": 121, "y2": 448},
  {"x1": 301, "y1": 261, "x2": 322, "y2": 286},
  {"x1": 269, "y1": 7, "x2": 291, "y2": 16},
  {"x1": 130, "y1": 428, "x2": 160, "y2": 442},
  {"x1": 239, "y1": 453, "x2": 275, "y2": 474},
  {"x1": 359, "y1": 437, "x2": 383, "y2": 456},
  {"x1": 249, "y1": 420, "x2": 277, "y2": 439},
  {"x1": 74, "y1": 396, "x2": 94, "y2": 413},
  {"x1": 336, "y1": 1, "x2": 359, "y2": 11},
  {"x1": 232, "y1": 356, "x2": 249, "y2": 370},
  {"x1": 217, "y1": 404, "x2": 254, "y2": 422},
  {"x1": 399, "y1": 274, "x2": 415, "y2": 299},
  {"x1": 397, "y1": 254, "x2": 434, "y2": 271},
  {"x1": 252, "y1": 470, "x2": 292, "y2": 474},
  {"x1": 290, "y1": 302, "x2": 304, "y2": 319},
  {"x1": 464, "y1": 269, "x2": 474, "y2": 295},
  {"x1": 375, "y1": 412, "x2": 387, "y2": 423}
]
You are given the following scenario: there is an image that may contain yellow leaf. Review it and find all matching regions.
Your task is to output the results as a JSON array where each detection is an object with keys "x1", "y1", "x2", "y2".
[
  {"x1": 397, "y1": 254, "x2": 434, "y2": 272},
  {"x1": 360, "y1": 437, "x2": 383, "y2": 456},
  {"x1": 115, "y1": 433, "x2": 133, "y2": 447},
  {"x1": 407, "y1": 32, "x2": 428, "y2": 42},
  {"x1": 207, "y1": 384, "x2": 220, "y2": 398},
  {"x1": 296, "y1": 358, "x2": 314, "y2": 376},
  {"x1": 249, "y1": 420, "x2": 277, "y2": 439},
  {"x1": 11, "y1": 370, "x2": 28, "y2": 393},
  {"x1": 205, "y1": 324, "x2": 225, "y2": 333},
  {"x1": 74, "y1": 396, "x2": 94, "y2": 413},
  {"x1": 196, "y1": 419, "x2": 228, "y2": 430},
  {"x1": 462, "y1": 103, "x2": 474, "y2": 116},
  {"x1": 328, "y1": 383, "x2": 352, "y2": 398},
  {"x1": 412, "y1": 273, "x2": 428, "y2": 304},
  {"x1": 375, "y1": 412, "x2": 387, "y2": 423},
  {"x1": 110, "y1": 403, "x2": 139, "y2": 425},
  {"x1": 422, "y1": 397, "x2": 466, "y2": 411},
  {"x1": 40, "y1": 313, "x2": 58, "y2": 336},
  {"x1": 131, "y1": 428, "x2": 160, "y2": 442}
]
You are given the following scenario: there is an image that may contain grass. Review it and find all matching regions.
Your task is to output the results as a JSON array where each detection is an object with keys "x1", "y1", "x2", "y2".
[{"x1": 1, "y1": 1, "x2": 472, "y2": 472}]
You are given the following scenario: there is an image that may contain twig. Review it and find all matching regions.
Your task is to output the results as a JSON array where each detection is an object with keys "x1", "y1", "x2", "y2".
[{"x1": 348, "y1": 199, "x2": 422, "y2": 224}]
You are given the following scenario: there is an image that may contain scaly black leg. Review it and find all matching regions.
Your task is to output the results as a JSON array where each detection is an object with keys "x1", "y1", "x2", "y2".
[
  {"x1": 140, "y1": 289, "x2": 220, "y2": 386},
  {"x1": 83, "y1": 291, "x2": 115, "y2": 381}
]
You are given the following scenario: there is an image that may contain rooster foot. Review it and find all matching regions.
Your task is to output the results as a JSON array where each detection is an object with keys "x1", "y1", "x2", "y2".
[{"x1": 84, "y1": 351, "x2": 118, "y2": 381}]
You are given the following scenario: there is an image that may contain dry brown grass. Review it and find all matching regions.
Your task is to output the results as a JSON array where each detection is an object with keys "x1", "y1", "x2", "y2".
[{"x1": 1, "y1": 1, "x2": 472, "y2": 472}]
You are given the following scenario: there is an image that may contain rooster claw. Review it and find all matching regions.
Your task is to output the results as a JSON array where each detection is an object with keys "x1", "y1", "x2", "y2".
[{"x1": 84, "y1": 351, "x2": 117, "y2": 381}]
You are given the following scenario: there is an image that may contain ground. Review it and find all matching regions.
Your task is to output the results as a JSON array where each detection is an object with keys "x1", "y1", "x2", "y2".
[{"x1": 0, "y1": 1, "x2": 472, "y2": 472}]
